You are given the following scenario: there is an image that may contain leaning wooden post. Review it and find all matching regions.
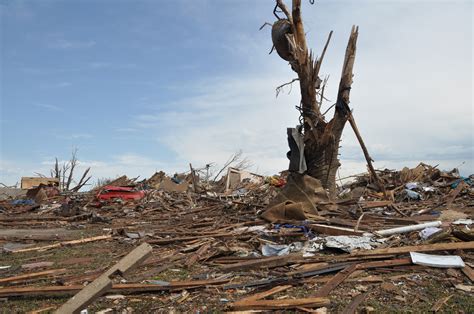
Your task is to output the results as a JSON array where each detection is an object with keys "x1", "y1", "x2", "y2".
[{"x1": 347, "y1": 113, "x2": 387, "y2": 197}]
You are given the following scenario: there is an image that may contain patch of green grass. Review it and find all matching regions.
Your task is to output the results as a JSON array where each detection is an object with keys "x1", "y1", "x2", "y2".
[{"x1": 153, "y1": 268, "x2": 191, "y2": 282}]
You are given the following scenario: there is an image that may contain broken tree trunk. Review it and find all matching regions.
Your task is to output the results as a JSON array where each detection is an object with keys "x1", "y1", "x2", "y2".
[{"x1": 272, "y1": 0, "x2": 359, "y2": 198}]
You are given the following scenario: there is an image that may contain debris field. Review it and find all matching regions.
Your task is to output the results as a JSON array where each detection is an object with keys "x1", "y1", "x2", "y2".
[{"x1": 0, "y1": 162, "x2": 473, "y2": 313}]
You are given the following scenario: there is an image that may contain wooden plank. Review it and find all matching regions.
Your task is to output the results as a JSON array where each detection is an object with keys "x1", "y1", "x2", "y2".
[
  {"x1": 10, "y1": 235, "x2": 112, "y2": 253},
  {"x1": 185, "y1": 243, "x2": 211, "y2": 267},
  {"x1": 341, "y1": 292, "x2": 369, "y2": 314},
  {"x1": 313, "y1": 264, "x2": 358, "y2": 297},
  {"x1": 220, "y1": 254, "x2": 301, "y2": 271},
  {"x1": 461, "y1": 265, "x2": 474, "y2": 282},
  {"x1": 350, "y1": 241, "x2": 474, "y2": 257},
  {"x1": 360, "y1": 201, "x2": 392, "y2": 209},
  {"x1": 148, "y1": 233, "x2": 234, "y2": 244},
  {"x1": 0, "y1": 279, "x2": 231, "y2": 298},
  {"x1": 166, "y1": 278, "x2": 230, "y2": 288},
  {"x1": 230, "y1": 297, "x2": 330, "y2": 310},
  {"x1": 235, "y1": 285, "x2": 292, "y2": 303},
  {"x1": 27, "y1": 306, "x2": 57, "y2": 314},
  {"x1": 358, "y1": 258, "x2": 412, "y2": 270},
  {"x1": 309, "y1": 224, "x2": 364, "y2": 236},
  {"x1": 56, "y1": 243, "x2": 152, "y2": 314},
  {"x1": 58, "y1": 276, "x2": 112, "y2": 314},
  {"x1": 0, "y1": 269, "x2": 66, "y2": 284},
  {"x1": 431, "y1": 294, "x2": 453, "y2": 312},
  {"x1": 313, "y1": 258, "x2": 411, "y2": 298},
  {"x1": 21, "y1": 177, "x2": 59, "y2": 189}
]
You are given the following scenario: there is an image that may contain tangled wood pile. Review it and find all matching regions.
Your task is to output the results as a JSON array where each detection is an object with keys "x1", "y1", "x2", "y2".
[{"x1": 0, "y1": 163, "x2": 472, "y2": 313}]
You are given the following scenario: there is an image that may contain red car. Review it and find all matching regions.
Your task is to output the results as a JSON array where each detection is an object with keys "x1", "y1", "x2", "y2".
[{"x1": 96, "y1": 186, "x2": 145, "y2": 201}]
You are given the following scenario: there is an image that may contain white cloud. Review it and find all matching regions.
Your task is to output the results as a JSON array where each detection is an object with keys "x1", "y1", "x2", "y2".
[
  {"x1": 2, "y1": 1, "x2": 472, "y2": 187},
  {"x1": 0, "y1": 153, "x2": 181, "y2": 187},
  {"x1": 33, "y1": 103, "x2": 62, "y2": 112},
  {"x1": 48, "y1": 39, "x2": 96, "y2": 49},
  {"x1": 55, "y1": 133, "x2": 94, "y2": 140},
  {"x1": 88, "y1": 62, "x2": 111, "y2": 69},
  {"x1": 126, "y1": 1, "x2": 473, "y2": 177},
  {"x1": 55, "y1": 82, "x2": 72, "y2": 88}
]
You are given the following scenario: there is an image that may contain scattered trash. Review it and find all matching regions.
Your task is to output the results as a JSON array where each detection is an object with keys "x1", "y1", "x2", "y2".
[
  {"x1": 0, "y1": 161, "x2": 472, "y2": 312},
  {"x1": 454, "y1": 284, "x2": 473, "y2": 292},
  {"x1": 405, "y1": 189, "x2": 422, "y2": 200},
  {"x1": 410, "y1": 252, "x2": 465, "y2": 268},
  {"x1": 324, "y1": 236, "x2": 379, "y2": 252},
  {"x1": 10, "y1": 199, "x2": 35, "y2": 206},
  {"x1": 376, "y1": 221, "x2": 442, "y2": 236},
  {"x1": 261, "y1": 242, "x2": 303, "y2": 256},
  {"x1": 405, "y1": 182, "x2": 419, "y2": 190},
  {"x1": 452, "y1": 219, "x2": 473, "y2": 225},
  {"x1": 419, "y1": 227, "x2": 442, "y2": 240}
]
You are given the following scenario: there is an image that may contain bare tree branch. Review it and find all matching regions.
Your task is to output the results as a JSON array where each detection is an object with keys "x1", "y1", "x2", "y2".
[
  {"x1": 276, "y1": 0, "x2": 293, "y2": 25},
  {"x1": 65, "y1": 148, "x2": 78, "y2": 190},
  {"x1": 276, "y1": 78, "x2": 299, "y2": 97},
  {"x1": 212, "y1": 150, "x2": 248, "y2": 182},
  {"x1": 314, "y1": 31, "x2": 333, "y2": 75},
  {"x1": 71, "y1": 167, "x2": 91, "y2": 192},
  {"x1": 259, "y1": 22, "x2": 273, "y2": 30}
]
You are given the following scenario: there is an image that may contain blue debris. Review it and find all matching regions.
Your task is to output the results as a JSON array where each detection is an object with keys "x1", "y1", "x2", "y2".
[
  {"x1": 10, "y1": 199, "x2": 35, "y2": 206},
  {"x1": 274, "y1": 223, "x2": 312, "y2": 236},
  {"x1": 405, "y1": 189, "x2": 422, "y2": 200},
  {"x1": 451, "y1": 177, "x2": 472, "y2": 189}
]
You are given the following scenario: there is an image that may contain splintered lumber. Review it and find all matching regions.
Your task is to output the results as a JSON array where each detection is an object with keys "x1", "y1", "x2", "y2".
[
  {"x1": 341, "y1": 292, "x2": 369, "y2": 314},
  {"x1": 0, "y1": 279, "x2": 230, "y2": 298},
  {"x1": 10, "y1": 235, "x2": 112, "y2": 253},
  {"x1": 56, "y1": 243, "x2": 152, "y2": 314},
  {"x1": 148, "y1": 232, "x2": 247, "y2": 244},
  {"x1": 27, "y1": 306, "x2": 57, "y2": 314},
  {"x1": 185, "y1": 243, "x2": 211, "y2": 267},
  {"x1": 358, "y1": 258, "x2": 412, "y2": 269},
  {"x1": 0, "y1": 216, "x2": 62, "y2": 222},
  {"x1": 445, "y1": 181, "x2": 467, "y2": 208},
  {"x1": 220, "y1": 254, "x2": 302, "y2": 271},
  {"x1": 230, "y1": 297, "x2": 330, "y2": 311},
  {"x1": 431, "y1": 294, "x2": 453, "y2": 312},
  {"x1": 236, "y1": 285, "x2": 292, "y2": 303},
  {"x1": 350, "y1": 241, "x2": 474, "y2": 257},
  {"x1": 309, "y1": 224, "x2": 364, "y2": 236},
  {"x1": 313, "y1": 258, "x2": 412, "y2": 297},
  {"x1": 461, "y1": 265, "x2": 474, "y2": 282},
  {"x1": 347, "y1": 112, "x2": 386, "y2": 196},
  {"x1": 360, "y1": 200, "x2": 392, "y2": 209},
  {"x1": 313, "y1": 264, "x2": 358, "y2": 297},
  {"x1": 0, "y1": 269, "x2": 66, "y2": 284}
]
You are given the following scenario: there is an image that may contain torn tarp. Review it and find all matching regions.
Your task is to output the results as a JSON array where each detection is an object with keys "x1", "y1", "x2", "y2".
[
  {"x1": 287, "y1": 127, "x2": 307, "y2": 174},
  {"x1": 261, "y1": 173, "x2": 334, "y2": 223}
]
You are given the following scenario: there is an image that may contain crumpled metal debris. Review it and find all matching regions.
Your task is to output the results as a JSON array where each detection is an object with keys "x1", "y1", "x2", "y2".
[
  {"x1": 324, "y1": 236, "x2": 379, "y2": 252},
  {"x1": 261, "y1": 242, "x2": 303, "y2": 256},
  {"x1": 419, "y1": 227, "x2": 442, "y2": 240}
]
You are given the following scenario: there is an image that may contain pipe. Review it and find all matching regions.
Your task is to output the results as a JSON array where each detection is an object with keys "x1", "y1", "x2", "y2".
[{"x1": 375, "y1": 221, "x2": 442, "y2": 236}]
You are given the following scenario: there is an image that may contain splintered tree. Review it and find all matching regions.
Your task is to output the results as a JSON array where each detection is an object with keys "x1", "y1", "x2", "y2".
[
  {"x1": 268, "y1": 0, "x2": 382, "y2": 198},
  {"x1": 50, "y1": 149, "x2": 92, "y2": 192}
]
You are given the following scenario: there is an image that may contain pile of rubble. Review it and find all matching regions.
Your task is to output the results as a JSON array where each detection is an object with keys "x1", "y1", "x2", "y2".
[{"x1": 0, "y1": 163, "x2": 472, "y2": 313}]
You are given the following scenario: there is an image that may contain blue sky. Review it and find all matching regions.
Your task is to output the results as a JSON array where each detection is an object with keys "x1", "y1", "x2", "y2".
[{"x1": 1, "y1": 0, "x2": 473, "y2": 186}]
